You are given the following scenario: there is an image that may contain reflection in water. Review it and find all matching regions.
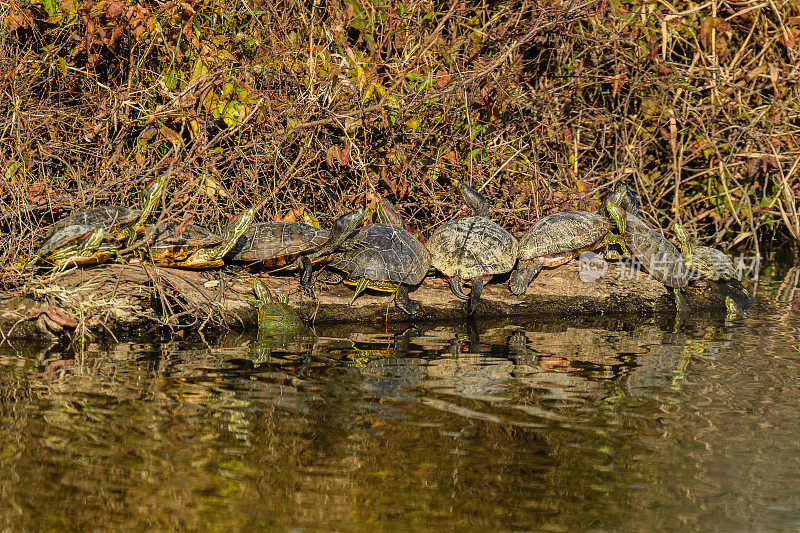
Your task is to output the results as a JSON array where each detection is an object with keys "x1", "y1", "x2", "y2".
[{"x1": 0, "y1": 276, "x2": 799, "y2": 529}]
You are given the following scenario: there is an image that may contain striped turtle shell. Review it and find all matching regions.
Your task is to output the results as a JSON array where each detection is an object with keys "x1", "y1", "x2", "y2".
[
  {"x1": 227, "y1": 222, "x2": 330, "y2": 264},
  {"x1": 147, "y1": 222, "x2": 222, "y2": 263},
  {"x1": 330, "y1": 224, "x2": 430, "y2": 286}
]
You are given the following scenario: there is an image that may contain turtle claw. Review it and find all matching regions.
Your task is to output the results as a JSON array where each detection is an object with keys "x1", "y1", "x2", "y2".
[
  {"x1": 508, "y1": 262, "x2": 543, "y2": 295},
  {"x1": 395, "y1": 285, "x2": 421, "y2": 315},
  {"x1": 448, "y1": 276, "x2": 469, "y2": 300},
  {"x1": 467, "y1": 276, "x2": 484, "y2": 315}
]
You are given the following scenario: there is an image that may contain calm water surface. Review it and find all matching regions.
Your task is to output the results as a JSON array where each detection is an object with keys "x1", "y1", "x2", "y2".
[{"x1": 1, "y1": 268, "x2": 799, "y2": 530}]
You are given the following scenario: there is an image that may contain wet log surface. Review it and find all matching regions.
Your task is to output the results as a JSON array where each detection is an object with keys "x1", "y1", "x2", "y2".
[{"x1": 0, "y1": 262, "x2": 751, "y2": 340}]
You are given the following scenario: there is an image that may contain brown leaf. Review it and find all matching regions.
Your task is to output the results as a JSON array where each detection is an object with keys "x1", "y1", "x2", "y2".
[
  {"x1": 326, "y1": 145, "x2": 337, "y2": 167},
  {"x1": 134, "y1": 151, "x2": 145, "y2": 165},
  {"x1": 646, "y1": 39, "x2": 658, "y2": 63},
  {"x1": 5, "y1": 5, "x2": 28, "y2": 31},
  {"x1": 160, "y1": 126, "x2": 181, "y2": 145},
  {"x1": 780, "y1": 27, "x2": 798, "y2": 50},
  {"x1": 700, "y1": 16, "x2": 713, "y2": 50},
  {"x1": 436, "y1": 70, "x2": 450, "y2": 88},
  {"x1": 107, "y1": 1, "x2": 124, "y2": 17},
  {"x1": 747, "y1": 158, "x2": 760, "y2": 178},
  {"x1": 336, "y1": 146, "x2": 351, "y2": 166}
]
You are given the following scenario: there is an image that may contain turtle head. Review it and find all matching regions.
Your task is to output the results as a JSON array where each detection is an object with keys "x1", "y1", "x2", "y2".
[
  {"x1": 250, "y1": 278, "x2": 273, "y2": 308},
  {"x1": 604, "y1": 200, "x2": 627, "y2": 236},
  {"x1": 203, "y1": 208, "x2": 255, "y2": 262},
  {"x1": 606, "y1": 182, "x2": 640, "y2": 216},
  {"x1": 314, "y1": 206, "x2": 365, "y2": 257},
  {"x1": 724, "y1": 296, "x2": 742, "y2": 321},
  {"x1": 673, "y1": 222, "x2": 690, "y2": 245},
  {"x1": 126, "y1": 176, "x2": 167, "y2": 246},
  {"x1": 456, "y1": 182, "x2": 489, "y2": 218},
  {"x1": 139, "y1": 175, "x2": 167, "y2": 216}
]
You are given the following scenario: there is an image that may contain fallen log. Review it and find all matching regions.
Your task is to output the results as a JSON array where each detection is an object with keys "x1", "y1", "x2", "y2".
[{"x1": 0, "y1": 261, "x2": 751, "y2": 340}]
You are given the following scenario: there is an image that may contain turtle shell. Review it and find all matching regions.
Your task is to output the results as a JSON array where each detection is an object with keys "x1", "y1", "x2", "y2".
[
  {"x1": 517, "y1": 211, "x2": 610, "y2": 260},
  {"x1": 37, "y1": 224, "x2": 100, "y2": 259},
  {"x1": 147, "y1": 222, "x2": 222, "y2": 263},
  {"x1": 427, "y1": 216, "x2": 518, "y2": 279},
  {"x1": 623, "y1": 213, "x2": 688, "y2": 288},
  {"x1": 692, "y1": 246, "x2": 742, "y2": 282},
  {"x1": 330, "y1": 224, "x2": 431, "y2": 286},
  {"x1": 227, "y1": 222, "x2": 330, "y2": 264},
  {"x1": 45, "y1": 206, "x2": 141, "y2": 242}
]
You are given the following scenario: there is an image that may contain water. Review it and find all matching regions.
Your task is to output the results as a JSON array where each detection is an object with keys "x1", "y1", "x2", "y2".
[{"x1": 1, "y1": 270, "x2": 799, "y2": 530}]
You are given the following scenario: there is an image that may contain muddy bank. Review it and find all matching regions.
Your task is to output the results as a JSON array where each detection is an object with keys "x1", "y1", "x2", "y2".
[{"x1": 0, "y1": 262, "x2": 750, "y2": 340}]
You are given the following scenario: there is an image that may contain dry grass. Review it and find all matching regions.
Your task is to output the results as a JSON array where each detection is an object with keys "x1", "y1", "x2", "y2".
[{"x1": 1, "y1": 0, "x2": 799, "y2": 291}]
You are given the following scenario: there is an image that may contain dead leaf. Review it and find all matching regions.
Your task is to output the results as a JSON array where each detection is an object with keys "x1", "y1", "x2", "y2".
[
  {"x1": 337, "y1": 146, "x2": 351, "y2": 166},
  {"x1": 107, "y1": 1, "x2": 124, "y2": 17},
  {"x1": 700, "y1": 16, "x2": 713, "y2": 50},
  {"x1": 780, "y1": 27, "x2": 798, "y2": 50},
  {"x1": 436, "y1": 70, "x2": 450, "y2": 88},
  {"x1": 326, "y1": 145, "x2": 337, "y2": 167},
  {"x1": 747, "y1": 158, "x2": 760, "y2": 178},
  {"x1": 160, "y1": 125, "x2": 181, "y2": 145}
]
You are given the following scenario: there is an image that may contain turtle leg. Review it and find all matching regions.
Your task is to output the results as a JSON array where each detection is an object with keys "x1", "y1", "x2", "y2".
[
  {"x1": 349, "y1": 276, "x2": 370, "y2": 306},
  {"x1": 298, "y1": 255, "x2": 316, "y2": 297},
  {"x1": 448, "y1": 276, "x2": 470, "y2": 300},
  {"x1": 673, "y1": 288, "x2": 689, "y2": 314},
  {"x1": 467, "y1": 276, "x2": 484, "y2": 315},
  {"x1": 508, "y1": 260, "x2": 543, "y2": 295},
  {"x1": 395, "y1": 284, "x2": 421, "y2": 315}
]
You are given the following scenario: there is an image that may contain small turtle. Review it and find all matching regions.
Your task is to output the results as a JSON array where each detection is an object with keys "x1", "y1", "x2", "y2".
[
  {"x1": 426, "y1": 183, "x2": 518, "y2": 314},
  {"x1": 247, "y1": 279, "x2": 309, "y2": 363},
  {"x1": 320, "y1": 199, "x2": 431, "y2": 315},
  {"x1": 674, "y1": 223, "x2": 746, "y2": 284},
  {"x1": 674, "y1": 222, "x2": 752, "y2": 305},
  {"x1": 37, "y1": 226, "x2": 115, "y2": 274},
  {"x1": 42, "y1": 175, "x2": 166, "y2": 247},
  {"x1": 226, "y1": 207, "x2": 365, "y2": 288},
  {"x1": 606, "y1": 201, "x2": 689, "y2": 313},
  {"x1": 144, "y1": 208, "x2": 254, "y2": 269}
]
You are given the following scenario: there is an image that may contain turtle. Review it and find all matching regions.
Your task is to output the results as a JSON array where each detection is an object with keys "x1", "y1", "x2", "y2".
[
  {"x1": 606, "y1": 201, "x2": 690, "y2": 313},
  {"x1": 226, "y1": 207, "x2": 365, "y2": 288},
  {"x1": 144, "y1": 208, "x2": 254, "y2": 269},
  {"x1": 508, "y1": 182, "x2": 640, "y2": 294},
  {"x1": 36, "y1": 226, "x2": 116, "y2": 274},
  {"x1": 426, "y1": 182, "x2": 518, "y2": 314},
  {"x1": 320, "y1": 199, "x2": 431, "y2": 315},
  {"x1": 674, "y1": 222, "x2": 752, "y2": 304},
  {"x1": 42, "y1": 175, "x2": 166, "y2": 248},
  {"x1": 27, "y1": 176, "x2": 166, "y2": 271},
  {"x1": 249, "y1": 279, "x2": 305, "y2": 332},
  {"x1": 247, "y1": 279, "x2": 310, "y2": 364}
]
